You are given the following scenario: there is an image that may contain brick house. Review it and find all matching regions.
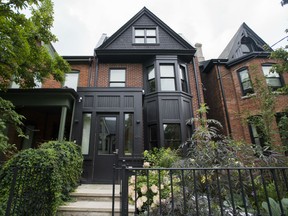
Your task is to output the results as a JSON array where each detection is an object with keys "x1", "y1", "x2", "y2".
[
  {"x1": 1, "y1": 7, "x2": 204, "y2": 183},
  {"x1": 200, "y1": 22, "x2": 288, "y2": 150}
]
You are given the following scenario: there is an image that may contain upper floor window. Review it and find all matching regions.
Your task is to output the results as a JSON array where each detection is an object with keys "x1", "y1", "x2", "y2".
[
  {"x1": 10, "y1": 76, "x2": 42, "y2": 89},
  {"x1": 262, "y1": 65, "x2": 283, "y2": 91},
  {"x1": 134, "y1": 27, "x2": 157, "y2": 44},
  {"x1": 147, "y1": 65, "x2": 156, "y2": 93},
  {"x1": 179, "y1": 65, "x2": 188, "y2": 93},
  {"x1": 110, "y1": 69, "x2": 126, "y2": 87},
  {"x1": 238, "y1": 68, "x2": 254, "y2": 96},
  {"x1": 64, "y1": 72, "x2": 79, "y2": 90},
  {"x1": 160, "y1": 64, "x2": 176, "y2": 91}
]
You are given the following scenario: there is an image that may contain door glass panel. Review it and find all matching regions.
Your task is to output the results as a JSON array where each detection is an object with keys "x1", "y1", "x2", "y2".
[
  {"x1": 98, "y1": 117, "x2": 116, "y2": 155},
  {"x1": 124, "y1": 113, "x2": 133, "y2": 156},
  {"x1": 81, "y1": 113, "x2": 91, "y2": 155}
]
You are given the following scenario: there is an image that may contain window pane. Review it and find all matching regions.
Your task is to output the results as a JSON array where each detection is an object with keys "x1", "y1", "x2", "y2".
[
  {"x1": 160, "y1": 65, "x2": 175, "y2": 77},
  {"x1": 64, "y1": 73, "x2": 79, "y2": 90},
  {"x1": 163, "y1": 124, "x2": 181, "y2": 149},
  {"x1": 135, "y1": 29, "x2": 145, "y2": 36},
  {"x1": 266, "y1": 78, "x2": 282, "y2": 88},
  {"x1": 135, "y1": 37, "x2": 145, "y2": 43},
  {"x1": 161, "y1": 79, "x2": 175, "y2": 91},
  {"x1": 110, "y1": 69, "x2": 125, "y2": 82},
  {"x1": 148, "y1": 79, "x2": 156, "y2": 92},
  {"x1": 146, "y1": 29, "x2": 156, "y2": 36},
  {"x1": 180, "y1": 66, "x2": 188, "y2": 93},
  {"x1": 98, "y1": 117, "x2": 116, "y2": 155},
  {"x1": 148, "y1": 66, "x2": 155, "y2": 80},
  {"x1": 124, "y1": 113, "x2": 133, "y2": 156},
  {"x1": 239, "y1": 69, "x2": 253, "y2": 95},
  {"x1": 81, "y1": 113, "x2": 91, "y2": 155},
  {"x1": 146, "y1": 37, "x2": 157, "y2": 43}
]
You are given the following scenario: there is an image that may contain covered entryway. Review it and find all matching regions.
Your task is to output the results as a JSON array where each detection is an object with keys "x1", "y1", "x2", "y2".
[
  {"x1": 74, "y1": 88, "x2": 144, "y2": 183},
  {"x1": 0, "y1": 89, "x2": 78, "y2": 151}
]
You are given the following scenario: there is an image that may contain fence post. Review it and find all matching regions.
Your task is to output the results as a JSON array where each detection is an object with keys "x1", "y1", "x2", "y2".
[{"x1": 121, "y1": 161, "x2": 129, "y2": 216}]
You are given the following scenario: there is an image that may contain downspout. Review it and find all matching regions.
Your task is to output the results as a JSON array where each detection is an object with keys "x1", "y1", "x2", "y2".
[
  {"x1": 94, "y1": 56, "x2": 98, "y2": 87},
  {"x1": 88, "y1": 57, "x2": 92, "y2": 87},
  {"x1": 216, "y1": 60, "x2": 232, "y2": 136}
]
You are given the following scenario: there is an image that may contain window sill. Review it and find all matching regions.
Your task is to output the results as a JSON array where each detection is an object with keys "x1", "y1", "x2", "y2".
[
  {"x1": 132, "y1": 43, "x2": 160, "y2": 46},
  {"x1": 241, "y1": 93, "x2": 256, "y2": 100}
]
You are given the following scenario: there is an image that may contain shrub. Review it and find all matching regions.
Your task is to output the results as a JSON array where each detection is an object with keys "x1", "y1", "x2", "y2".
[
  {"x1": 0, "y1": 140, "x2": 83, "y2": 215},
  {"x1": 40, "y1": 140, "x2": 83, "y2": 200}
]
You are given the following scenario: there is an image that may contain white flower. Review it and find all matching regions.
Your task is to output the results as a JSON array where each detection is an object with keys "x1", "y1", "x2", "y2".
[
  {"x1": 143, "y1": 162, "x2": 150, "y2": 168},
  {"x1": 137, "y1": 198, "x2": 144, "y2": 210},
  {"x1": 141, "y1": 196, "x2": 148, "y2": 203},
  {"x1": 129, "y1": 175, "x2": 136, "y2": 184},
  {"x1": 150, "y1": 184, "x2": 158, "y2": 193},
  {"x1": 141, "y1": 185, "x2": 148, "y2": 194},
  {"x1": 153, "y1": 195, "x2": 160, "y2": 205}
]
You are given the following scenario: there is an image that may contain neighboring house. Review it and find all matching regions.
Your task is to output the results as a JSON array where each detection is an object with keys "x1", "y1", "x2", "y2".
[
  {"x1": 1, "y1": 7, "x2": 204, "y2": 183},
  {"x1": 200, "y1": 23, "x2": 288, "y2": 151}
]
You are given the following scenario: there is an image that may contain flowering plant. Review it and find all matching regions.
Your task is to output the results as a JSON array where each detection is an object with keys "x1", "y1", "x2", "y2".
[{"x1": 128, "y1": 165, "x2": 180, "y2": 213}]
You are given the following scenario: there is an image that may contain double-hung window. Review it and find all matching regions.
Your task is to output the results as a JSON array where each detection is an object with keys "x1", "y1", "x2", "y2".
[
  {"x1": 147, "y1": 65, "x2": 156, "y2": 93},
  {"x1": 134, "y1": 28, "x2": 157, "y2": 44},
  {"x1": 179, "y1": 65, "x2": 188, "y2": 93},
  {"x1": 64, "y1": 72, "x2": 79, "y2": 90},
  {"x1": 238, "y1": 68, "x2": 254, "y2": 96},
  {"x1": 262, "y1": 65, "x2": 283, "y2": 91},
  {"x1": 109, "y1": 69, "x2": 126, "y2": 87},
  {"x1": 160, "y1": 64, "x2": 176, "y2": 91}
]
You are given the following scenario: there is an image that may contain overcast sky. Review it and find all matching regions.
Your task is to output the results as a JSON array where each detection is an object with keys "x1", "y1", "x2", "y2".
[{"x1": 51, "y1": 0, "x2": 288, "y2": 60}]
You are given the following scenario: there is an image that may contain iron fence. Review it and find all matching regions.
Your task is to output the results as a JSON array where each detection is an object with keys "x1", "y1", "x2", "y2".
[
  {"x1": 113, "y1": 165, "x2": 288, "y2": 216},
  {"x1": 2, "y1": 166, "x2": 53, "y2": 216}
]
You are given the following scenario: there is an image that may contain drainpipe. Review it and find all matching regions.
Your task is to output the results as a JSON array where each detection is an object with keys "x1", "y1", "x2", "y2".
[
  {"x1": 216, "y1": 60, "x2": 232, "y2": 136},
  {"x1": 88, "y1": 57, "x2": 92, "y2": 87},
  {"x1": 94, "y1": 57, "x2": 98, "y2": 87}
]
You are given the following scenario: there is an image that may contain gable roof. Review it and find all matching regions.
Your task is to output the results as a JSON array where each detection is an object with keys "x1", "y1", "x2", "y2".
[
  {"x1": 95, "y1": 7, "x2": 195, "y2": 61},
  {"x1": 218, "y1": 22, "x2": 273, "y2": 61}
]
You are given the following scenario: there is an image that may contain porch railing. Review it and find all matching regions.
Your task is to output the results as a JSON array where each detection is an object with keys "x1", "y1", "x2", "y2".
[
  {"x1": 112, "y1": 165, "x2": 288, "y2": 216},
  {"x1": 2, "y1": 166, "x2": 53, "y2": 216}
]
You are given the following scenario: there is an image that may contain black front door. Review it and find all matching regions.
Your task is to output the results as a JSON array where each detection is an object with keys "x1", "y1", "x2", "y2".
[{"x1": 92, "y1": 114, "x2": 118, "y2": 183}]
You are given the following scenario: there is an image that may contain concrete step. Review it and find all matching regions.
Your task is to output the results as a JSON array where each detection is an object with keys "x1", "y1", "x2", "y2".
[{"x1": 57, "y1": 184, "x2": 134, "y2": 216}]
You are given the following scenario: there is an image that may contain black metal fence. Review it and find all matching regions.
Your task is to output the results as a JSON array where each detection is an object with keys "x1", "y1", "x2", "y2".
[
  {"x1": 113, "y1": 166, "x2": 288, "y2": 216},
  {"x1": 3, "y1": 166, "x2": 53, "y2": 216}
]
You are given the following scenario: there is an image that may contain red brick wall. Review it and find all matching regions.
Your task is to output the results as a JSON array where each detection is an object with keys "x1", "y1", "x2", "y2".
[
  {"x1": 204, "y1": 57, "x2": 288, "y2": 145},
  {"x1": 42, "y1": 63, "x2": 91, "y2": 88},
  {"x1": 188, "y1": 59, "x2": 206, "y2": 125},
  {"x1": 97, "y1": 63, "x2": 143, "y2": 87}
]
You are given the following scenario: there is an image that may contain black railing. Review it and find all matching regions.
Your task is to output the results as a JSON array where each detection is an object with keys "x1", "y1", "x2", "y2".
[
  {"x1": 112, "y1": 166, "x2": 288, "y2": 216},
  {"x1": 3, "y1": 166, "x2": 53, "y2": 216}
]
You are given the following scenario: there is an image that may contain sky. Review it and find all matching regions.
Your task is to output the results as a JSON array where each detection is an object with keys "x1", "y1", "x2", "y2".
[{"x1": 51, "y1": 0, "x2": 288, "y2": 60}]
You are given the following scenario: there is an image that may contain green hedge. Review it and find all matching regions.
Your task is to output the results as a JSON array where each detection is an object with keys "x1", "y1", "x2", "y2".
[{"x1": 0, "y1": 140, "x2": 83, "y2": 215}]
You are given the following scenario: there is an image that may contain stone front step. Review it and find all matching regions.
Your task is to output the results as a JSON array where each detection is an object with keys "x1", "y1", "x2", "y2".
[{"x1": 57, "y1": 184, "x2": 134, "y2": 216}]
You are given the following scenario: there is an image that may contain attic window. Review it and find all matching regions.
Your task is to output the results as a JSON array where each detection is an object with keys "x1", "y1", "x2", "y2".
[{"x1": 134, "y1": 27, "x2": 157, "y2": 44}]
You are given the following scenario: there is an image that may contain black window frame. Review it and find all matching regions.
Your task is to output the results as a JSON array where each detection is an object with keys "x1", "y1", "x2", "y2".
[
  {"x1": 147, "y1": 65, "x2": 156, "y2": 93},
  {"x1": 133, "y1": 26, "x2": 158, "y2": 44},
  {"x1": 159, "y1": 64, "x2": 176, "y2": 91},
  {"x1": 237, "y1": 67, "x2": 254, "y2": 96},
  {"x1": 179, "y1": 64, "x2": 188, "y2": 93},
  {"x1": 262, "y1": 64, "x2": 284, "y2": 91},
  {"x1": 109, "y1": 68, "x2": 126, "y2": 87},
  {"x1": 163, "y1": 123, "x2": 181, "y2": 149}
]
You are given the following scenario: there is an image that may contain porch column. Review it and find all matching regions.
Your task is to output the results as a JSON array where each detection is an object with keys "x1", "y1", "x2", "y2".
[{"x1": 58, "y1": 106, "x2": 67, "y2": 141}]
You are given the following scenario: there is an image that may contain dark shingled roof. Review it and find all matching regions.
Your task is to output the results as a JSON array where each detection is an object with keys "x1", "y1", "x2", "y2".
[{"x1": 218, "y1": 22, "x2": 273, "y2": 61}]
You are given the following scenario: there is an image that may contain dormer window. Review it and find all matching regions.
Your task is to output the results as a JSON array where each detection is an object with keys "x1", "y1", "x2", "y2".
[{"x1": 134, "y1": 27, "x2": 157, "y2": 44}]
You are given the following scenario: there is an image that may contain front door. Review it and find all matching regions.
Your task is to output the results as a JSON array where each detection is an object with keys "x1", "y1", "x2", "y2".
[{"x1": 92, "y1": 114, "x2": 118, "y2": 183}]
